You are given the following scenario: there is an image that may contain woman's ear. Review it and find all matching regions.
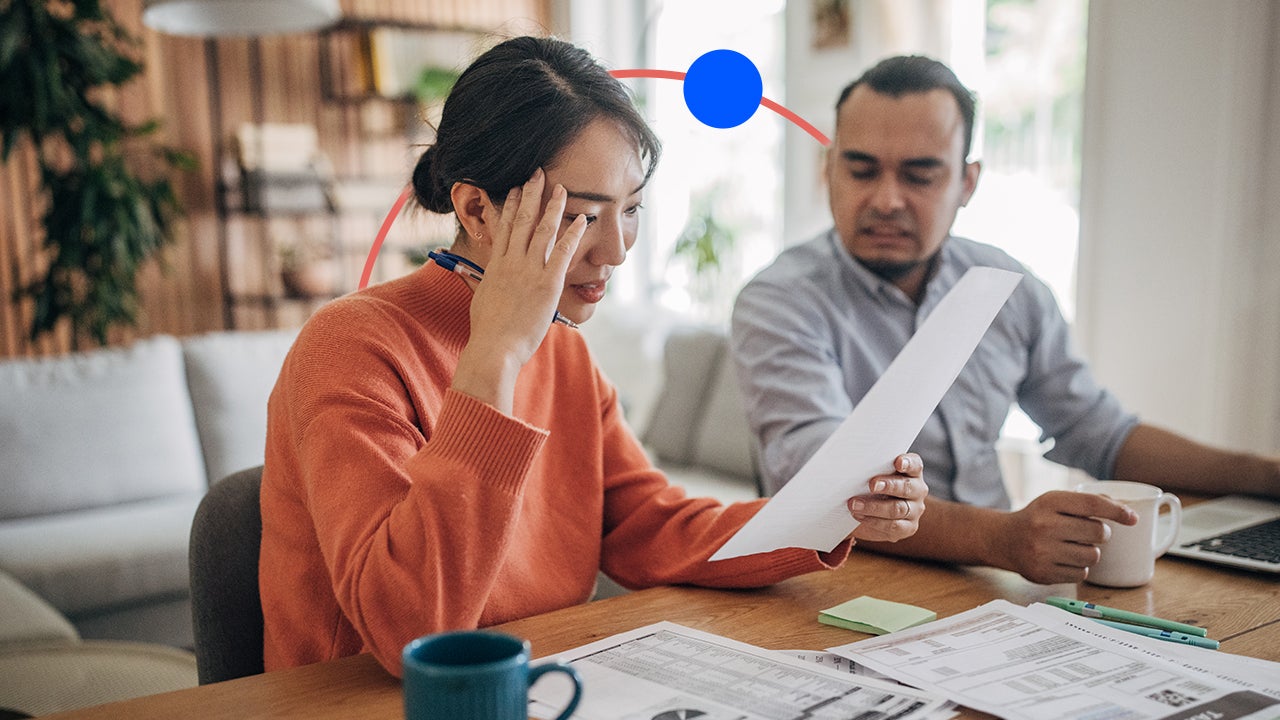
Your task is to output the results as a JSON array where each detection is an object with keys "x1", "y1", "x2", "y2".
[{"x1": 450, "y1": 182, "x2": 494, "y2": 243}]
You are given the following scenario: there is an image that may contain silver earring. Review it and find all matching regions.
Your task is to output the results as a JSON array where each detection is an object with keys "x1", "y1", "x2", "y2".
[{"x1": 474, "y1": 232, "x2": 482, "y2": 239}]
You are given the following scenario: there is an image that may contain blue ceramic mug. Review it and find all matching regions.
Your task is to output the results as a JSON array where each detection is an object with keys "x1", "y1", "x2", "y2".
[{"x1": 402, "y1": 630, "x2": 582, "y2": 720}]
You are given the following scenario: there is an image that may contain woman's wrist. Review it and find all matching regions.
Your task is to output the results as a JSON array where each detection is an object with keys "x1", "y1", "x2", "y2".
[{"x1": 452, "y1": 345, "x2": 522, "y2": 415}]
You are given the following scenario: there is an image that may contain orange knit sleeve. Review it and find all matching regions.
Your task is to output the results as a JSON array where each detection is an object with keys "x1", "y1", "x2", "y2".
[{"x1": 590, "y1": 367, "x2": 850, "y2": 589}]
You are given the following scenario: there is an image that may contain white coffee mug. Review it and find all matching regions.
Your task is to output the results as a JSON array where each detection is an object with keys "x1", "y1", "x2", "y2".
[{"x1": 1075, "y1": 481, "x2": 1182, "y2": 587}]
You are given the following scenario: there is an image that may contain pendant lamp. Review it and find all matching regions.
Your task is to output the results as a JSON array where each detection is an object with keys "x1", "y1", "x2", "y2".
[{"x1": 141, "y1": 0, "x2": 341, "y2": 37}]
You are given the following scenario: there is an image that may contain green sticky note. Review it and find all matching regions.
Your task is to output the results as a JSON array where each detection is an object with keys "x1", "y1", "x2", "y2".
[{"x1": 818, "y1": 596, "x2": 936, "y2": 635}]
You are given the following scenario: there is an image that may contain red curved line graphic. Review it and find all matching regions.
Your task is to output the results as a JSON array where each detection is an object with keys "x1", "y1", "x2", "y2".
[
  {"x1": 609, "y1": 69, "x2": 687, "y2": 81},
  {"x1": 611, "y1": 68, "x2": 830, "y2": 146},
  {"x1": 760, "y1": 97, "x2": 830, "y2": 146},
  {"x1": 361, "y1": 69, "x2": 828, "y2": 291},
  {"x1": 359, "y1": 184, "x2": 414, "y2": 290}
]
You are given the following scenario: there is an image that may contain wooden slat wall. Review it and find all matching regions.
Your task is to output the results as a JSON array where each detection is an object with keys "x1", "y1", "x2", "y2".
[{"x1": 0, "y1": 0, "x2": 550, "y2": 358}]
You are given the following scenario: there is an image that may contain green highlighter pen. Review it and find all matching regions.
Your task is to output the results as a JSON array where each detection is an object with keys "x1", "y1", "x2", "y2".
[
  {"x1": 1044, "y1": 596, "x2": 1209, "y2": 637},
  {"x1": 1089, "y1": 618, "x2": 1220, "y2": 650}
]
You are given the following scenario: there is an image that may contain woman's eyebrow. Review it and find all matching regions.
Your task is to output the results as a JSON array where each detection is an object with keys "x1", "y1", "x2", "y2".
[{"x1": 565, "y1": 182, "x2": 647, "y2": 203}]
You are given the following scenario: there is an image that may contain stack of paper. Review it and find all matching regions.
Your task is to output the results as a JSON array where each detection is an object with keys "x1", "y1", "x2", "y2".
[
  {"x1": 528, "y1": 622, "x2": 954, "y2": 720},
  {"x1": 828, "y1": 600, "x2": 1280, "y2": 720}
]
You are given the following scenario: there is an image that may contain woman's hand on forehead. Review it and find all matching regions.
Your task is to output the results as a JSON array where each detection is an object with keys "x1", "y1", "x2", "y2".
[{"x1": 450, "y1": 168, "x2": 588, "y2": 414}]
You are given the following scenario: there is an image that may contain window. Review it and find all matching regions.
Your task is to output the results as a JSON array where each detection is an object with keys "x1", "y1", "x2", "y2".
[
  {"x1": 608, "y1": 0, "x2": 787, "y2": 324},
  {"x1": 955, "y1": 0, "x2": 1088, "y2": 323}
]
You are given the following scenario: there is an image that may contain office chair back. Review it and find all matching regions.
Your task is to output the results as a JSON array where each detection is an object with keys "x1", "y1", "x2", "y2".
[{"x1": 189, "y1": 465, "x2": 264, "y2": 684}]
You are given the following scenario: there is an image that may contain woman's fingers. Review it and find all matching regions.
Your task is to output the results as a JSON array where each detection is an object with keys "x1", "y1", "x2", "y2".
[
  {"x1": 491, "y1": 185, "x2": 521, "y2": 256},
  {"x1": 532, "y1": 184, "x2": 569, "y2": 262},
  {"x1": 549, "y1": 214, "x2": 588, "y2": 275},
  {"x1": 502, "y1": 168, "x2": 545, "y2": 256}
]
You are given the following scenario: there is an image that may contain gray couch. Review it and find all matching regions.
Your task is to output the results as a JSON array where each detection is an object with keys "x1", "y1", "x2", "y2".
[
  {"x1": 0, "y1": 319, "x2": 756, "y2": 648},
  {"x1": 0, "y1": 330, "x2": 296, "y2": 648},
  {"x1": 637, "y1": 325, "x2": 762, "y2": 502}
]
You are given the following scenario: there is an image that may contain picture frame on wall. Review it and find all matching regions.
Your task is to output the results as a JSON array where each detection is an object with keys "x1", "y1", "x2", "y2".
[{"x1": 811, "y1": 0, "x2": 851, "y2": 50}]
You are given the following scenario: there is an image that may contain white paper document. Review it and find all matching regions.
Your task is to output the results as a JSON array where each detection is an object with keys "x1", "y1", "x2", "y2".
[
  {"x1": 526, "y1": 621, "x2": 953, "y2": 720},
  {"x1": 710, "y1": 266, "x2": 1022, "y2": 560},
  {"x1": 828, "y1": 599, "x2": 1280, "y2": 720}
]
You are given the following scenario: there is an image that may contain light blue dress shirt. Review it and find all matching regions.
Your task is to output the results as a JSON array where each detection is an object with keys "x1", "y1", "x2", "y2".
[{"x1": 730, "y1": 230, "x2": 1138, "y2": 508}]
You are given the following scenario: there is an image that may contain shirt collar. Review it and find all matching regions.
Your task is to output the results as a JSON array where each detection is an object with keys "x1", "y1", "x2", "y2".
[{"x1": 826, "y1": 229, "x2": 961, "y2": 310}]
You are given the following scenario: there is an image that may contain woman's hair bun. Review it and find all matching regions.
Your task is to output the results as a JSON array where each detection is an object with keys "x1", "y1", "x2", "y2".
[{"x1": 411, "y1": 145, "x2": 453, "y2": 214}]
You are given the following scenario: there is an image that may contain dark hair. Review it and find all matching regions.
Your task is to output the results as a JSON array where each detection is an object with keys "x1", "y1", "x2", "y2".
[
  {"x1": 835, "y1": 55, "x2": 977, "y2": 162},
  {"x1": 412, "y1": 36, "x2": 662, "y2": 215}
]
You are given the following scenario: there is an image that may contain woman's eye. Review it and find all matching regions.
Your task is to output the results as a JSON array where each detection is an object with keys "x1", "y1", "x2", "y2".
[
  {"x1": 565, "y1": 214, "x2": 597, "y2": 226},
  {"x1": 624, "y1": 203, "x2": 644, "y2": 217}
]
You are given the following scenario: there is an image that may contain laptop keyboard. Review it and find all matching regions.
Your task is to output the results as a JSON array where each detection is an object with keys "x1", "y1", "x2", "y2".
[{"x1": 1182, "y1": 517, "x2": 1280, "y2": 564}]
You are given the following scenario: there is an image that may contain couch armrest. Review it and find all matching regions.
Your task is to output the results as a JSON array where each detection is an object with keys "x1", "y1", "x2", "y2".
[{"x1": 0, "y1": 570, "x2": 78, "y2": 648}]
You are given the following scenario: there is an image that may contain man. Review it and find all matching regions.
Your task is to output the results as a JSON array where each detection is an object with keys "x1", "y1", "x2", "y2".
[{"x1": 730, "y1": 55, "x2": 1280, "y2": 585}]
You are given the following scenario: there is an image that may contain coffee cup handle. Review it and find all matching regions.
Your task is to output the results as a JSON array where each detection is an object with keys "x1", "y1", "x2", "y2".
[
  {"x1": 527, "y1": 661, "x2": 583, "y2": 720},
  {"x1": 1153, "y1": 493, "x2": 1183, "y2": 557}
]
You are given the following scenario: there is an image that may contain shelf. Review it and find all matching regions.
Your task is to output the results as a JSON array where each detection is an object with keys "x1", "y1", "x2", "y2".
[
  {"x1": 317, "y1": 20, "x2": 476, "y2": 103},
  {"x1": 217, "y1": 20, "x2": 469, "y2": 330},
  {"x1": 325, "y1": 17, "x2": 490, "y2": 34}
]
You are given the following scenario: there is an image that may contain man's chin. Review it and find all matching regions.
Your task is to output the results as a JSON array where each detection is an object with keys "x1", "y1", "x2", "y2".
[{"x1": 856, "y1": 257, "x2": 924, "y2": 282}]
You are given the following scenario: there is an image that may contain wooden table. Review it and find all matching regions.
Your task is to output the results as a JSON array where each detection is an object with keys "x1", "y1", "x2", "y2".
[{"x1": 43, "y1": 551, "x2": 1279, "y2": 720}]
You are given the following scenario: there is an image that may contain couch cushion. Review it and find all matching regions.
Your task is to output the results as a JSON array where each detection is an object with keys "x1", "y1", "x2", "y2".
[
  {"x1": 182, "y1": 329, "x2": 295, "y2": 484},
  {"x1": 688, "y1": 350, "x2": 756, "y2": 480},
  {"x1": 641, "y1": 326, "x2": 726, "y2": 465},
  {"x1": 0, "y1": 495, "x2": 201, "y2": 617},
  {"x1": 0, "y1": 640, "x2": 197, "y2": 716},
  {"x1": 0, "y1": 336, "x2": 206, "y2": 520},
  {"x1": 660, "y1": 463, "x2": 760, "y2": 504}
]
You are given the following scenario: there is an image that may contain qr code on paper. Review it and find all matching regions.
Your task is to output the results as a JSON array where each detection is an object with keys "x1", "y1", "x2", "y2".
[{"x1": 1147, "y1": 689, "x2": 1198, "y2": 707}]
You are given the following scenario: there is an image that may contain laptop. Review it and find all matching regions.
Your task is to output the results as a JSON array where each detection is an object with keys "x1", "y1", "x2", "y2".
[{"x1": 1163, "y1": 494, "x2": 1280, "y2": 574}]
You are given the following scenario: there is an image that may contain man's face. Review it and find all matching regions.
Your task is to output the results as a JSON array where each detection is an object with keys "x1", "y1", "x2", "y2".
[{"x1": 826, "y1": 85, "x2": 979, "y2": 285}]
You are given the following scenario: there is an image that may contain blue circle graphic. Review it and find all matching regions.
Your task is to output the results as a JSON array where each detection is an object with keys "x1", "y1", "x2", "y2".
[{"x1": 683, "y1": 49, "x2": 763, "y2": 129}]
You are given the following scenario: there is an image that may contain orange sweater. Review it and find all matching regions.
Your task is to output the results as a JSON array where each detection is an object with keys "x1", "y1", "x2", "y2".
[{"x1": 260, "y1": 263, "x2": 850, "y2": 676}]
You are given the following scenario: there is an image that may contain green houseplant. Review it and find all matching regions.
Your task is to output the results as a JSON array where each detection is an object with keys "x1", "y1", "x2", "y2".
[
  {"x1": 0, "y1": 0, "x2": 194, "y2": 346},
  {"x1": 670, "y1": 185, "x2": 738, "y2": 318}
]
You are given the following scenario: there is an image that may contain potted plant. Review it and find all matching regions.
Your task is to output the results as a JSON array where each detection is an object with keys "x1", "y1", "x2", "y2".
[
  {"x1": 413, "y1": 66, "x2": 460, "y2": 105},
  {"x1": 670, "y1": 185, "x2": 739, "y2": 319},
  {"x1": 0, "y1": 0, "x2": 194, "y2": 346},
  {"x1": 278, "y1": 238, "x2": 336, "y2": 300}
]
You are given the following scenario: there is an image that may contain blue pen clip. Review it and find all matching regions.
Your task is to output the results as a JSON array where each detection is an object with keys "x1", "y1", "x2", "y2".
[
  {"x1": 427, "y1": 250, "x2": 578, "y2": 328},
  {"x1": 427, "y1": 250, "x2": 484, "y2": 281}
]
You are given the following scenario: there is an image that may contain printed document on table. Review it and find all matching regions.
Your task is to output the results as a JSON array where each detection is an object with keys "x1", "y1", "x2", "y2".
[
  {"x1": 828, "y1": 599, "x2": 1280, "y2": 720},
  {"x1": 526, "y1": 621, "x2": 952, "y2": 720},
  {"x1": 711, "y1": 266, "x2": 1022, "y2": 560}
]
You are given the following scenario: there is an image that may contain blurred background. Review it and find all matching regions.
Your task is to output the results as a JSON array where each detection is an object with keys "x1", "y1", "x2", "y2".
[{"x1": 2, "y1": 0, "x2": 1277, "y2": 461}]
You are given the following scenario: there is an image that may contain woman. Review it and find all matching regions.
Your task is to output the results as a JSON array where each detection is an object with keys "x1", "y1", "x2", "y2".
[{"x1": 259, "y1": 35, "x2": 927, "y2": 677}]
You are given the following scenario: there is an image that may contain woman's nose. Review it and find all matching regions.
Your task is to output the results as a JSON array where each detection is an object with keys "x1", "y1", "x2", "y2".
[{"x1": 587, "y1": 217, "x2": 628, "y2": 266}]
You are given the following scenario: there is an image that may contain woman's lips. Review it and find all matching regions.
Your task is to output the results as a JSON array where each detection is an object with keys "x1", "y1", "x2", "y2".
[{"x1": 572, "y1": 280, "x2": 607, "y2": 304}]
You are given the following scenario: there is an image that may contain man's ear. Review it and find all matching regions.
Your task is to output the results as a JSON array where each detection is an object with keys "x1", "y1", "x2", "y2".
[
  {"x1": 959, "y1": 159, "x2": 982, "y2": 207},
  {"x1": 450, "y1": 182, "x2": 494, "y2": 242}
]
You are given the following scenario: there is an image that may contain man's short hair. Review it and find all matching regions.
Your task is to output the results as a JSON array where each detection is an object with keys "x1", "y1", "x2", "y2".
[{"x1": 836, "y1": 55, "x2": 977, "y2": 162}]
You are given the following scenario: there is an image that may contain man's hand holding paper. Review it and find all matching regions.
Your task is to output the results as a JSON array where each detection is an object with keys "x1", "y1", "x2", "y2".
[
  {"x1": 710, "y1": 266, "x2": 1022, "y2": 561},
  {"x1": 846, "y1": 453, "x2": 927, "y2": 543}
]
